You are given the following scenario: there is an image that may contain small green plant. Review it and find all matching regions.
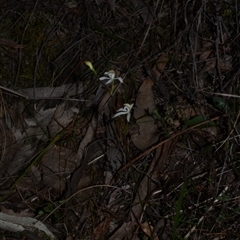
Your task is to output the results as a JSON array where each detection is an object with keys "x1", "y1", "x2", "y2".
[
  {"x1": 213, "y1": 96, "x2": 228, "y2": 112},
  {"x1": 172, "y1": 180, "x2": 188, "y2": 240}
]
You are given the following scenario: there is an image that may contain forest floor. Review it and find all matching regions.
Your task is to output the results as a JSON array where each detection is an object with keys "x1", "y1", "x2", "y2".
[{"x1": 0, "y1": 0, "x2": 240, "y2": 239}]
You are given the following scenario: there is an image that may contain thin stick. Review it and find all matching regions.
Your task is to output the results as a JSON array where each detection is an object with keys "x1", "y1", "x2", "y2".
[{"x1": 0, "y1": 85, "x2": 28, "y2": 98}]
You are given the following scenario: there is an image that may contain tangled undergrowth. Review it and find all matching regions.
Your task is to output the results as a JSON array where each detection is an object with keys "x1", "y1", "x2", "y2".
[{"x1": 0, "y1": 0, "x2": 240, "y2": 239}]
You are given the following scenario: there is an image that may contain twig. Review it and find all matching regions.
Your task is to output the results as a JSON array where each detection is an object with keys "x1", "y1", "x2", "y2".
[{"x1": 0, "y1": 85, "x2": 28, "y2": 98}]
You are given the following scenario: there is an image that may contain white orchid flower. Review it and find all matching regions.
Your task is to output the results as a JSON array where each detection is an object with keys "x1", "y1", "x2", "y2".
[
  {"x1": 113, "y1": 103, "x2": 134, "y2": 122},
  {"x1": 99, "y1": 70, "x2": 123, "y2": 85}
]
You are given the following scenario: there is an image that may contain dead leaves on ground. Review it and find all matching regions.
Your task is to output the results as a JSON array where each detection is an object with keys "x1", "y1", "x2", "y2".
[
  {"x1": 0, "y1": 49, "x2": 223, "y2": 239},
  {"x1": 0, "y1": 45, "x2": 228, "y2": 239},
  {"x1": 132, "y1": 53, "x2": 168, "y2": 150},
  {"x1": 0, "y1": 1, "x2": 237, "y2": 238},
  {"x1": 132, "y1": 76, "x2": 158, "y2": 150},
  {"x1": 107, "y1": 54, "x2": 172, "y2": 240}
]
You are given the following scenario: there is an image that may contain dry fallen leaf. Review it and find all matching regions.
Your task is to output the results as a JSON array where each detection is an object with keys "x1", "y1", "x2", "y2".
[
  {"x1": 19, "y1": 82, "x2": 86, "y2": 100},
  {"x1": 40, "y1": 146, "x2": 78, "y2": 192},
  {"x1": 132, "y1": 54, "x2": 168, "y2": 150},
  {"x1": 140, "y1": 222, "x2": 159, "y2": 240},
  {"x1": 0, "y1": 38, "x2": 27, "y2": 49},
  {"x1": 0, "y1": 212, "x2": 56, "y2": 239},
  {"x1": 92, "y1": 217, "x2": 112, "y2": 240},
  {"x1": 108, "y1": 221, "x2": 136, "y2": 240},
  {"x1": 154, "y1": 53, "x2": 169, "y2": 74},
  {"x1": 199, "y1": 50, "x2": 212, "y2": 61},
  {"x1": 0, "y1": 206, "x2": 34, "y2": 218},
  {"x1": 132, "y1": 76, "x2": 158, "y2": 150}
]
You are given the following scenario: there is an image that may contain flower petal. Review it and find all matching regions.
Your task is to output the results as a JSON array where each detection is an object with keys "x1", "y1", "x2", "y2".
[
  {"x1": 105, "y1": 79, "x2": 114, "y2": 85},
  {"x1": 127, "y1": 113, "x2": 131, "y2": 122},
  {"x1": 116, "y1": 107, "x2": 127, "y2": 112},
  {"x1": 106, "y1": 71, "x2": 115, "y2": 79},
  {"x1": 124, "y1": 103, "x2": 134, "y2": 112},
  {"x1": 99, "y1": 77, "x2": 110, "y2": 81},
  {"x1": 115, "y1": 77, "x2": 123, "y2": 83},
  {"x1": 112, "y1": 111, "x2": 127, "y2": 118}
]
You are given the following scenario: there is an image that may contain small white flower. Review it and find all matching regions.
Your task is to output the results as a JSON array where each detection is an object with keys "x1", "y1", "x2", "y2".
[
  {"x1": 99, "y1": 70, "x2": 123, "y2": 85},
  {"x1": 113, "y1": 103, "x2": 134, "y2": 122}
]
